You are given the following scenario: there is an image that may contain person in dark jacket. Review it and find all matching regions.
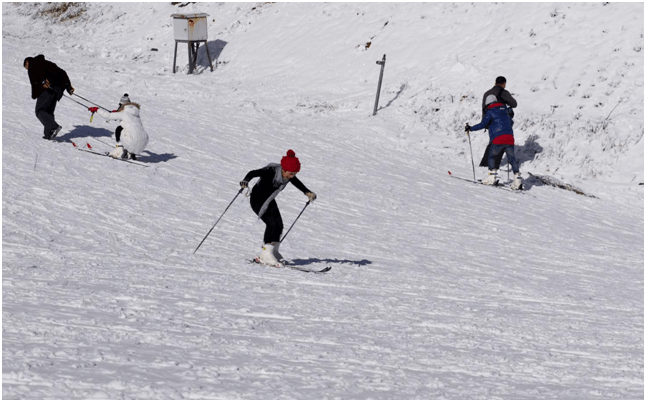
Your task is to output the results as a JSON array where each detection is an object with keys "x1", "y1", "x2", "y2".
[
  {"x1": 466, "y1": 95, "x2": 523, "y2": 190},
  {"x1": 479, "y1": 76, "x2": 518, "y2": 168},
  {"x1": 23, "y1": 55, "x2": 75, "y2": 140},
  {"x1": 240, "y1": 150, "x2": 317, "y2": 266}
]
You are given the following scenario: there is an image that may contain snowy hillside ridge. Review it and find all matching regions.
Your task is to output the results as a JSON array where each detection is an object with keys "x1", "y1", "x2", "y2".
[{"x1": 3, "y1": 2, "x2": 644, "y2": 198}]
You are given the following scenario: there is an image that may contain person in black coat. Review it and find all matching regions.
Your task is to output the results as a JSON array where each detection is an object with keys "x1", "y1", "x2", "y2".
[
  {"x1": 240, "y1": 150, "x2": 317, "y2": 266},
  {"x1": 23, "y1": 55, "x2": 75, "y2": 140},
  {"x1": 479, "y1": 76, "x2": 517, "y2": 167}
]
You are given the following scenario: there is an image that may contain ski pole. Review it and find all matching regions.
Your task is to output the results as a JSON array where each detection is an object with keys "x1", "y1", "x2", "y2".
[
  {"x1": 193, "y1": 188, "x2": 244, "y2": 255},
  {"x1": 466, "y1": 132, "x2": 476, "y2": 182},
  {"x1": 63, "y1": 93, "x2": 90, "y2": 109},
  {"x1": 280, "y1": 201, "x2": 310, "y2": 243},
  {"x1": 73, "y1": 93, "x2": 110, "y2": 112},
  {"x1": 62, "y1": 94, "x2": 96, "y2": 122}
]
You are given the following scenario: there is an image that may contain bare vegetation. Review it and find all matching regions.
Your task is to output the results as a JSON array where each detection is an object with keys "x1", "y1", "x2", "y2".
[{"x1": 36, "y1": 2, "x2": 86, "y2": 22}]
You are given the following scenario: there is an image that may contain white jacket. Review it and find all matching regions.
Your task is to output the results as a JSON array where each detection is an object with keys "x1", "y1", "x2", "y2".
[{"x1": 97, "y1": 103, "x2": 149, "y2": 155}]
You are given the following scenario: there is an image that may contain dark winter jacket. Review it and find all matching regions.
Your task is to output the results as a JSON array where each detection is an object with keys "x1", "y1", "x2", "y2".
[
  {"x1": 482, "y1": 85, "x2": 517, "y2": 119},
  {"x1": 470, "y1": 103, "x2": 515, "y2": 145},
  {"x1": 26, "y1": 55, "x2": 72, "y2": 100},
  {"x1": 244, "y1": 164, "x2": 311, "y2": 216}
]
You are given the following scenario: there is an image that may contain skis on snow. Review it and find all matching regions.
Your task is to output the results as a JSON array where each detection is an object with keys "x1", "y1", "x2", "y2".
[
  {"x1": 447, "y1": 171, "x2": 524, "y2": 193},
  {"x1": 250, "y1": 257, "x2": 332, "y2": 274},
  {"x1": 53, "y1": 139, "x2": 148, "y2": 167}
]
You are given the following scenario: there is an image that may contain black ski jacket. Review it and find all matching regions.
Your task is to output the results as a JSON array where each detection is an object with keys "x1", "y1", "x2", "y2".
[
  {"x1": 482, "y1": 85, "x2": 517, "y2": 120},
  {"x1": 27, "y1": 55, "x2": 72, "y2": 100},
  {"x1": 244, "y1": 165, "x2": 311, "y2": 206}
]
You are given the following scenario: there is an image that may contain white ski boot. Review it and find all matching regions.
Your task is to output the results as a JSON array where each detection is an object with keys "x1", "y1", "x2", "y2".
[
  {"x1": 258, "y1": 243, "x2": 282, "y2": 267},
  {"x1": 482, "y1": 169, "x2": 499, "y2": 186},
  {"x1": 109, "y1": 144, "x2": 126, "y2": 159},
  {"x1": 510, "y1": 172, "x2": 523, "y2": 190}
]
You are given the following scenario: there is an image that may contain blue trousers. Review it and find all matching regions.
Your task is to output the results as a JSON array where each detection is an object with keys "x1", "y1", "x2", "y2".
[{"x1": 489, "y1": 144, "x2": 519, "y2": 173}]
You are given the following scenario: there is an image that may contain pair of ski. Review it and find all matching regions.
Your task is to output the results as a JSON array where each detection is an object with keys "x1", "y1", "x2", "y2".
[
  {"x1": 250, "y1": 257, "x2": 332, "y2": 274},
  {"x1": 53, "y1": 139, "x2": 148, "y2": 167},
  {"x1": 448, "y1": 171, "x2": 524, "y2": 193}
]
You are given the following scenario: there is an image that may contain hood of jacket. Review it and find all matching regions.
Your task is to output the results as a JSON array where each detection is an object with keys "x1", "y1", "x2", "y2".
[{"x1": 120, "y1": 102, "x2": 141, "y2": 117}]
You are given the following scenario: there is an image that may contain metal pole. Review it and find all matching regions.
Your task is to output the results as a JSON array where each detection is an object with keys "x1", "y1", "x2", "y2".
[
  {"x1": 193, "y1": 188, "x2": 244, "y2": 255},
  {"x1": 280, "y1": 201, "x2": 310, "y2": 243},
  {"x1": 73, "y1": 94, "x2": 110, "y2": 112},
  {"x1": 373, "y1": 54, "x2": 386, "y2": 116},
  {"x1": 204, "y1": 41, "x2": 214, "y2": 71},
  {"x1": 467, "y1": 132, "x2": 476, "y2": 182},
  {"x1": 62, "y1": 94, "x2": 90, "y2": 109},
  {"x1": 187, "y1": 42, "x2": 192, "y2": 74},
  {"x1": 173, "y1": 41, "x2": 178, "y2": 73},
  {"x1": 191, "y1": 42, "x2": 200, "y2": 73}
]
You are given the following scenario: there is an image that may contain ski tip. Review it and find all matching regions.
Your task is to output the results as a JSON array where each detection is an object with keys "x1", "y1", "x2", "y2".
[{"x1": 448, "y1": 171, "x2": 452, "y2": 175}]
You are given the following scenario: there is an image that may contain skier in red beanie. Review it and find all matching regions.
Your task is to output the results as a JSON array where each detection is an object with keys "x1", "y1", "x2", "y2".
[{"x1": 240, "y1": 150, "x2": 317, "y2": 266}]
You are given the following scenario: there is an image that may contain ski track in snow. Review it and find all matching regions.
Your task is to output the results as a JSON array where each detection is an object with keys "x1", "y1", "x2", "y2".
[{"x1": 2, "y1": 3, "x2": 644, "y2": 399}]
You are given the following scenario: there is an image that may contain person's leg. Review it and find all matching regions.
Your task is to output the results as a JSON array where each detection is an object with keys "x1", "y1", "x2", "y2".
[
  {"x1": 260, "y1": 200, "x2": 283, "y2": 244},
  {"x1": 505, "y1": 145, "x2": 523, "y2": 190},
  {"x1": 504, "y1": 145, "x2": 520, "y2": 173},
  {"x1": 115, "y1": 126, "x2": 123, "y2": 143},
  {"x1": 489, "y1": 144, "x2": 506, "y2": 171},
  {"x1": 483, "y1": 144, "x2": 502, "y2": 185},
  {"x1": 35, "y1": 90, "x2": 59, "y2": 138},
  {"x1": 253, "y1": 200, "x2": 283, "y2": 265}
]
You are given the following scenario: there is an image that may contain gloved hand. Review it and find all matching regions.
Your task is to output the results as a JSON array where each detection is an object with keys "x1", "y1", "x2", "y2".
[
  {"x1": 240, "y1": 180, "x2": 249, "y2": 189},
  {"x1": 88, "y1": 107, "x2": 98, "y2": 113},
  {"x1": 68, "y1": 86, "x2": 75, "y2": 95},
  {"x1": 306, "y1": 192, "x2": 317, "y2": 202},
  {"x1": 465, "y1": 123, "x2": 471, "y2": 132}
]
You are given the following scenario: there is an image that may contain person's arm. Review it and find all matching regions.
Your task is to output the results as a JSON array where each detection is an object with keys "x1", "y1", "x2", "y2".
[
  {"x1": 291, "y1": 177, "x2": 317, "y2": 202},
  {"x1": 243, "y1": 168, "x2": 268, "y2": 183},
  {"x1": 470, "y1": 113, "x2": 492, "y2": 132},
  {"x1": 240, "y1": 167, "x2": 271, "y2": 188},
  {"x1": 289, "y1": 176, "x2": 311, "y2": 194},
  {"x1": 502, "y1": 90, "x2": 517, "y2": 108},
  {"x1": 59, "y1": 68, "x2": 74, "y2": 94},
  {"x1": 96, "y1": 108, "x2": 123, "y2": 120},
  {"x1": 28, "y1": 69, "x2": 45, "y2": 99}
]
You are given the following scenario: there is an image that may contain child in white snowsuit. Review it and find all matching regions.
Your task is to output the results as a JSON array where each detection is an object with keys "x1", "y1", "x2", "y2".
[
  {"x1": 240, "y1": 150, "x2": 317, "y2": 266},
  {"x1": 89, "y1": 97, "x2": 148, "y2": 160}
]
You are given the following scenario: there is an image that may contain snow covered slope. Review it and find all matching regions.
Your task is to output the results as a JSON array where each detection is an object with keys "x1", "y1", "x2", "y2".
[{"x1": 2, "y1": 2, "x2": 643, "y2": 399}]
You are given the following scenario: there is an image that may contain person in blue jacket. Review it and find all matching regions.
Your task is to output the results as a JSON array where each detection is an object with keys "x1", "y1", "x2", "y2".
[{"x1": 466, "y1": 94, "x2": 522, "y2": 190}]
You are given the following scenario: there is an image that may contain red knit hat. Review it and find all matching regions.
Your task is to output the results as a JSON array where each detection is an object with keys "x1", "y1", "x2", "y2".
[{"x1": 280, "y1": 149, "x2": 301, "y2": 172}]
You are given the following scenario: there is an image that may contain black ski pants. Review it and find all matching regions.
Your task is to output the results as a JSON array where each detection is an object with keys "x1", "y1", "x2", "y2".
[
  {"x1": 35, "y1": 87, "x2": 61, "y2": 137},
  {"x1": 251, "y1": 198, "x2": 283, "y2": 244}
]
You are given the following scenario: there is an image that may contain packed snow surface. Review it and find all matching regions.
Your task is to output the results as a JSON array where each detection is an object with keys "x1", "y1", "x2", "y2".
[{"x1": 2, "y1": 2, "x2": 643, "y2": 399}]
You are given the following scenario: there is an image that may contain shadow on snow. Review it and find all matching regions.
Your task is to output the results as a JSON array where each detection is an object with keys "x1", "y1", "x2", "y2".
[{"x1": 290, "y1": 258, "x2": 372, "y2": 267}]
